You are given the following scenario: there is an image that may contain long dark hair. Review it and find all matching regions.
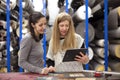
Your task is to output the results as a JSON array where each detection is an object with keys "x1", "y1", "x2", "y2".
[{"x1": 28, "y1": 11, "x2": 45, "y2": 42}]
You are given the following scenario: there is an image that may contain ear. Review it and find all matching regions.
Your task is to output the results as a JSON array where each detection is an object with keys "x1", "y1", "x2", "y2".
[{"x1": 31, "y1": 23, "x2": 35, "y2": 28}]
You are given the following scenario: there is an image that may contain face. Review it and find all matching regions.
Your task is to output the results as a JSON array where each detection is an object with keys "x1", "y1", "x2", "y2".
[
  {"x1": 58, "y1": 20, "x2": 69, "y2": 38},
  {"x1": 32, "y1": 17, "x2": 47, "y2": 36}
]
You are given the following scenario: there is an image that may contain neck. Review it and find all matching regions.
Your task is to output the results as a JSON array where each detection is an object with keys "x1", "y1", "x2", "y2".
[
  {"x1": 34, "y1": 29, "x2": 39, "y2": 38},
  {"x1": 60, "y1": 37, "x2": 65, "y2": 40}
]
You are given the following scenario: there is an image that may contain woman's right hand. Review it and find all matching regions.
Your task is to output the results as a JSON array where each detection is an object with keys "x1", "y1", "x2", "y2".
[
  {"x1": 41, "y1": 66, "x2": 55, "y2": 74},
  {"x1": 41, "y1": 67, "x2": 50, "y2": 74}
]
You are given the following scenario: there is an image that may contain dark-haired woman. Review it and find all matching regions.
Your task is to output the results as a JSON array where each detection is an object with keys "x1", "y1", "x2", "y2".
[{"x1": 18, "y1": 12, "x2": 53, "y2": 74}]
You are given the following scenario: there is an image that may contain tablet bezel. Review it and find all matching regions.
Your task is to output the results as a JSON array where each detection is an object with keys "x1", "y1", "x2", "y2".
[{"x1": 62, "y1": 48, "x2": 88, "y2": 62}]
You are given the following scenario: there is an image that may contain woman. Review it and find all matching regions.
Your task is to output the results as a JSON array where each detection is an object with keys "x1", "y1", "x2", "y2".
[
  {"x1": 46, "y1": 12, "x2": 89, "y2": 72},
  {"x1": 18, "y1": 11, "x2": 52, "y2": 74}
]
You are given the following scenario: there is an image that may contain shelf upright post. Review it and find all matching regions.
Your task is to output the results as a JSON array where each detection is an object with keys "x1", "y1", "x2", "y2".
[
  {"x1": 65, "y1": 0, "x2": 69, "y2": 13},
  {"x1": 104, "y1": 0, "x2": 108, "y2": 71},
  {"x1": 42, "y1": 0, "x2": 47, "y2": 67},
  {"x1": 6, "y1": 0, "x2": 11, "y2": 72},
  {"x1": 19, "y1": 0, "x2": 23, "y2": 72},
  {"x1": 85, "y1": 0, "x2": 89, "y2": 70}
]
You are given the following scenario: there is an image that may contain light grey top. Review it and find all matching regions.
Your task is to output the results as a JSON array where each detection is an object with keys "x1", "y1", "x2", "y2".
[
  {"x1": 18, "y1": 33, "x2": 44, "y2": 73},
  {"x1": 47, "y1": 33, "x2": 84, "y2": 72}
]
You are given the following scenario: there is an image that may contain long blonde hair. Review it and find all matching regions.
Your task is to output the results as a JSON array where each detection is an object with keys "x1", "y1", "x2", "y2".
[{"x1": 51, "y1": 12, "x2": 77, "y2": 55}]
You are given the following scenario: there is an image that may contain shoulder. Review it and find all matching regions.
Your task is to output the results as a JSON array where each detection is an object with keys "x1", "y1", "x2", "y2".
[
  {"x1": 75, "y1": 33, "x2": 84, "y2": 41},
  {"x1": 20, "y1": 33, "x2": 33, "y2": 49},
  {"x1": 74, "y1": 33, "x2": 84, "y2": 48},
  {"x1": 21, "y1": 33, "x2": 33, "y2": 43},
  {"x1": 22, "y1": 33, "x2": 32, "y2": 40}
]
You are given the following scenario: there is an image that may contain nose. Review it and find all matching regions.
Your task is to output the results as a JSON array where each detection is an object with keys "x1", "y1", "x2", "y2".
[
  {"x1": 63, "y1": 26, "x2": 67, "y2": 30},
  {"x1": 42, "y1": 24, "x2": 46, "y2": 30}
]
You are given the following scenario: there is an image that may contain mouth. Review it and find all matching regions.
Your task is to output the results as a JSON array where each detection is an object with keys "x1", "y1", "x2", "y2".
[
  {"x1": 39, "y1": 30, "x2": 44, "y2": 34},
  {"x1": 61, "y1": 31, "x2": 67, "y2": 35}
]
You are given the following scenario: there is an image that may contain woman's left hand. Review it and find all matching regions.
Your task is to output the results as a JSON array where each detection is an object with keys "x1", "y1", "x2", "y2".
[
  {"x1": 48, "y1": 66, "x2": 55, "y2": 72},
  {"x1": 75, "y1": 52, "x2": 89, "y2": 64}
]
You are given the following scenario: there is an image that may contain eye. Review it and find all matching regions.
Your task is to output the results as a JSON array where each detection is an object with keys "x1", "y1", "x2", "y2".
[
  {"x1": 39, "y1": 23, "x2": 47, "y2": 27},
  {"x1": 44, "y1": 23, "x2": 47, "y2": 26},
  {"x1": 59, "y1": 24, "x2": 64, "y2": 27},
  {"x1": 39, "y1": 24, "x2": 43, "y2": 27},
  {"x1": 65, "y1": 24, "x2": 69, "y2": 27}
]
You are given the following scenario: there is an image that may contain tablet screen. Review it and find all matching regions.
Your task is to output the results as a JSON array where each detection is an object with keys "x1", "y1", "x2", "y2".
[{"x1": 62, "y1": 48, "x2": 88, "y2": 62}]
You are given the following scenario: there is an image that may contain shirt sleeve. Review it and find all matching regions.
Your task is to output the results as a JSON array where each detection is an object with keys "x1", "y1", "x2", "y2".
[
  {"x1": 46, "y1": 59, "x2": 55, "y2": 67},
  {"x1": 75, "y1": 33, "x2": 84, "y2": 48},
  {"x1": 18, "y1": 37, "x2": 42, "y2": 73},
  {"x1": 46, "y1": 40, "x2": 54, "y2": 61}
]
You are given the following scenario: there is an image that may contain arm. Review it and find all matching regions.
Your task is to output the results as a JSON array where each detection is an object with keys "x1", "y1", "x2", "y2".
[
  {"x1": 46, "y1": 40, "x2": 55, "y2": 66},
  {"x1": 46, "y1": 40, "x2": 56, "y2": 72},
  {"x1": 18, "y1": 37, "x2": 42, "y2": 73},
  {"x1": 75, "y1": 33, "x2": 89, "y2": 64}
]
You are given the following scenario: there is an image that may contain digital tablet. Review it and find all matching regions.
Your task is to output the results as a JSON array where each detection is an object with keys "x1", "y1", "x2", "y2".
[{"x1": 62, "y1": 48, "x2": 88, "y2": 62}]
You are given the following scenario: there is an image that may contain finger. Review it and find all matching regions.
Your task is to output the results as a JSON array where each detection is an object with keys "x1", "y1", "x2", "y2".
[
  {"x1": 80, "y1": 52, "x2": 85, "y2": 57},
  {"x1": 51, "y1": 68, "x2": 55, "y2": 72},
  {"x1": 76, "y1": 55, "x2": 82, "y2": 59},
  {"x1": 75, "y1": 58, "x2": 82, "y2": 61},
  {"x1": 41, "y1": 70, "x2": 45, "y2": 74},
  {"x1": 41, "y1": 68, "x2": 49, "y2": 74},
  {"x1": 49, "y1": 67, "x2": 55, "y2": 72},
  {"x1": 49, "y1": 68, "x2": 53, "y2": 72},
  {"x1": 75, "y1": 58, "x2": 84, "y2": 63}
]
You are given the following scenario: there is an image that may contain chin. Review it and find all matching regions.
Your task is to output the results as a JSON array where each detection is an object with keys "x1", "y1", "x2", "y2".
[
  {"x1": 61, "y1": 35, "x2": 66, "y2": 37},
  {"x1": 40, "y1": 31, "x2": 44, "y2": 33},
  {"x1": 62, "y1": 34, "x2": 66, "y2": 36},
  {"x1": 39, "y1": 33, "x2": 44, "y2": 34}
]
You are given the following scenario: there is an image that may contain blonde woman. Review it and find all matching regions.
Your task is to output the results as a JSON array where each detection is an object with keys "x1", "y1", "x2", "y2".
[{"x1": 46, "y1": 12, "x2": 89, "y2": 72}]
